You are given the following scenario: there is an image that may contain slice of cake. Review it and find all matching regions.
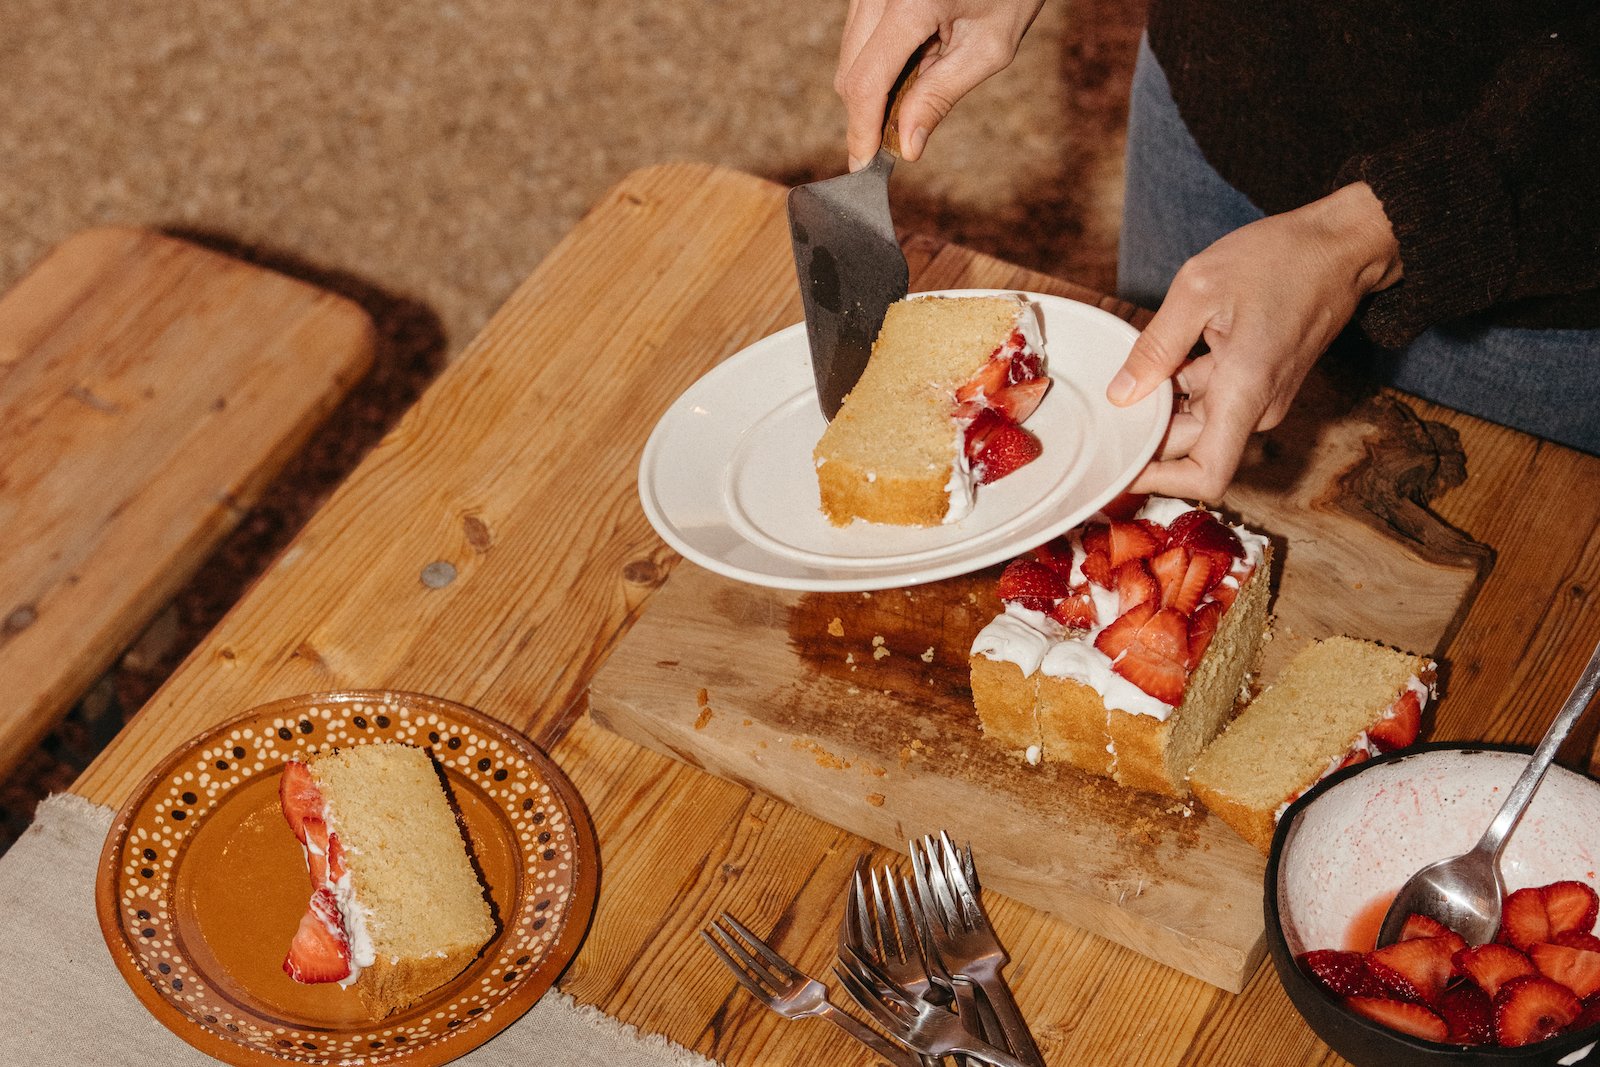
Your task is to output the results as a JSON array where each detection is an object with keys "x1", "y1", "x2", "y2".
[
  {"x1": 969, "y1": 495, "x2": 1273, "y2": 796},
  {"x1": 1189, "y1": 636, "x2": 1436, "y2": 853},
  {"x1": 814, "y1": 293, "x2": 1050, "y2": 526},
  {"x1": 278, "y1": 742, "x2": 497, "y2": 1017}
]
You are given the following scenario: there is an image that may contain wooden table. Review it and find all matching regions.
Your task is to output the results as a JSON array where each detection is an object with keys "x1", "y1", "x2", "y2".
[{"x1": 73, "y1": 163, "x2": 1600, "y2": 1066}]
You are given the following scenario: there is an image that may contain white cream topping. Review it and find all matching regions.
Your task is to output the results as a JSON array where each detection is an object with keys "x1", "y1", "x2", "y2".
[
  {"x1": 304, "y1": 806, "x2": 377, "y2": 986},
  {"x1": 970, "y1": 497, "x2": 1266, "y2": 723}
]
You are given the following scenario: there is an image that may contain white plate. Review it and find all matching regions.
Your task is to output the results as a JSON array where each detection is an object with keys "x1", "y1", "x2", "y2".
[{"x1": 639, "y1": 289, "x2": 1170, "y2": 591}]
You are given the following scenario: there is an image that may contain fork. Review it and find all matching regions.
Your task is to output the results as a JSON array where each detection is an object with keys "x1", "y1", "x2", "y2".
[
  {"x1": 835, "y1": 942, "x2": 1030, "y2": 1067},
  {"x1": 702, "y1": 911, "x2": 921, "y2": 1067},
  {"x1": 912, "y1": 833, "x2": 1046, "y2": 1067},
  {"x1": 840, "y1": 857, "x2": 949, "y2": 1067}
]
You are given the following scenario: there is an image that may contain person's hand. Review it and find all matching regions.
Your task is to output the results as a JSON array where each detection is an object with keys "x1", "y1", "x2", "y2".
[
  {"x1": 835, "y1": 0, "x2": 1046, "y2": 171},
  {"x1": 1107, "y1": 182, "x2": 1404, "y2": 501}
]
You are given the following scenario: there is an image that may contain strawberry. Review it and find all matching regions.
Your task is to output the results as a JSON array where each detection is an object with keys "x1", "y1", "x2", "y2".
[
  {"x1": 1368, "y1": 689, "x2": 1423, "y2": 753},
  {"x1": 1030, "y1": 536, "x2": 1076, "y2": 576},
  {"x1": 1170, "y1": 552, "x2": 1216, "y2": 614},
  {"x1": 1502, "y1": 886, "x2": 1554, "y2": 951},
  {"x1": 989, "y1": 377, "x2": 1050, "y2": 422},
  {"x1": 1344, "y1": 996, "x2": 1449, "y2": 1042},
  {"x1": 1368, "y1": 934, "x2": 1460, "y2": 1005},
  {"x1": 1115, "y1": 559, "x2": 1159, "y2": 613},
  {"x1": 283, "y1": 887, "x2": 352, "y2": 984},
  {"x1": 1149, "y1": 545, "x2": 1191, "y2": 605},
  {"x1": 1094, "y1": 600, "x2": 1156, "y2": 661},
  {"x1": 964, "y1": 410, "x2": 1041, "y2": 484},
  {"x1": 1455, "y1": 942, "x2": 1537, "y2": 1000},
  {"x1": 1005, "y1": 341, "x2": 1043, "y2": 383},
  {"x1": 954, "y1": 356, "x2": 1009, "y2": 414},
  {"x1": 1399, "y1": 913, "x2": 1453, "y2": 941},
  {"x1": 302, "y1": 814, "x2": 331, "y2": 887},
  {"x1": 1080, "y1": 548, "x2": 1114, "y2": 589},
  {"x1": 1573, "y1": 991, "x2": 1600, "y2": 1032},
  {"x1": 1136, "y1": 607, "x2": 1191, "y2": 666},
  {"x1": 1164, "y1": 508, "x2": 1244, "y2": 561},
  {"x1": 1543, "y1": 881, "x2": 1600, "y2": 938},
  {"x1": 1437, "y1": 982, "x2": 1494, "y2": 1044},
  {"x1": 1529, "y1": 940, "x2": 1600, "y2": 998},
  {"x1": 279, "y1": 760, "x2": 323, "y2": 845},
  {"x1": 997, "y1": 558, "x2": 1069, "y2": 612},
  {"x1": 1298, "y1": 949, "x2": 1386, "y2": 998},
  {"x1": 1049, "y1": 584, "x2": 1097, "y2": 631},
  {"x1": 1493, "y1": 974, "x2": 1581, "y2": 1047},
  {"x1": 1335, "y1": 747, "x2": 1372, "y2": 772},
  {"x1": 327, "y1": 831, "x2": 347, "y2": 882},
  {"x1": 1113, "y1": 646, "x2": 1188, "y2": 705},
  {"x1": 1186, "y1": 601, "x2": 1222, "y2": 668},
  {"x1": 1108, "y1": 519, "x2": 1164, "y2": 567},
  {"x1": 1080, "y1": 522, "x2": 1110, "y2": 558},
  {"x1": 1208, "y1": 573, "x2": 1241, "y2": 612},
  {"x1": 1554, "y1": 930, "x2": 1600, "y2": 952}
]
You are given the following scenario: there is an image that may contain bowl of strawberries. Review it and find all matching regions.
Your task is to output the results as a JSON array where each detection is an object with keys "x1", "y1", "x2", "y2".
[{"x1": 1266, "y1": 743, "x2": 1600, "y2": 1065}]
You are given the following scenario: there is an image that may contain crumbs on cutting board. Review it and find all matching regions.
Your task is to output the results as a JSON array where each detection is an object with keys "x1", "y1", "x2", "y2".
[
  {"x1": 866, "y1": 793, "x2": 885, "y2": 807},
  {"x1": 828, "y1": 616, "x2": 845, "y2": 636},
  {"x1": 694, "y1": 688, "x2": 713, "y2": 729}
]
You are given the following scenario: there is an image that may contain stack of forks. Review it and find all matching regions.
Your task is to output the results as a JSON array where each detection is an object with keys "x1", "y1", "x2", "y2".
[{"x1": 703, "y1": 831, "x2": 1046, "y2": 1067}]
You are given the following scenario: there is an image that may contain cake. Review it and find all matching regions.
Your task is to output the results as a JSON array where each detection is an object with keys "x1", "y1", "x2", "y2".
[
  {"x1": 813, "y1": 293, "x2": 1050, "y2": 526},
  {"x1": 1188, "y1": 636, "x2": 1436, "y2": 852},
  {"x1": 969, "y1": 495, "x2": 1273, "y2": 796},
  {"x1": 278, "y1": 742, "x2": 497, "y2": 1016}
]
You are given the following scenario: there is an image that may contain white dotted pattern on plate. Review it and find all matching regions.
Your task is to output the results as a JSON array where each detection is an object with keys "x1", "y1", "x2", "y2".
[{"x1": 108, "y1": 692, "x2": 578, "y2": 1064}]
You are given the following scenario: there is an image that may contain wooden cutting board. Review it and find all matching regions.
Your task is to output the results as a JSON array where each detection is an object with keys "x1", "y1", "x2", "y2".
[{"x1": 590, "y1": 314, "x2": 1493, "y2": 993}]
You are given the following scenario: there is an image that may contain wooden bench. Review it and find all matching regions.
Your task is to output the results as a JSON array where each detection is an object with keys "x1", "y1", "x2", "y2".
[{"x1": 0, "y1": 227, "x2": 375, "y2": 780}]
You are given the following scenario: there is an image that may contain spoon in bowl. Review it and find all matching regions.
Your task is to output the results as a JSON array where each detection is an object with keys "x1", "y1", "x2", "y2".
[{"x1": 1375, "y1": 636, "x2": 1600, "y2": 948}]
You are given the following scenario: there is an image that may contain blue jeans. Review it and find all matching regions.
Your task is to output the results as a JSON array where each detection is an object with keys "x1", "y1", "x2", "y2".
[{"x1": 1117, "y1": 34, "x2": 1600, "y2": 456}]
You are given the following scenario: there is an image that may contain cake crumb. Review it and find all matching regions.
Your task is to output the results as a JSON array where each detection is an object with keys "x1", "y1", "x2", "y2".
[
  {"x1": 920, "y1": 647, "x2": 935, "y2": 663},
  {"x1": 871, "y1": 635, "x2": 885, "y2": 646},
  {"x1": 910, "y1": 739, "x2": 924, "y2": 750},
  {"x1": 897, "y1": 745, "x2": 913, "y2": 767},
  {"x1": 866, "y1": 793, "x2": 885, "y2": 807},
  {"x1": 694, "y1": 706, "x2": 713, "y2": 730},
  {"x1": 696, "y1": 687, "x2": 709, "y2": 706},
  {"x1": 873, "y1": 646, "x2": 890, "y2": 660},
  {"x1": 828, "y1": 617, "x2": 845, "y2": 637},
  {"x1": 845, "y1": 652, "x2": 855, "y2": 664}
]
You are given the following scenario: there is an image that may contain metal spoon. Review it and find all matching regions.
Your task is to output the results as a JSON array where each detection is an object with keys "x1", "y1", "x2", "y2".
[{"x1": 1375, "y1": 636, "x2": 1600, "y2": 948}]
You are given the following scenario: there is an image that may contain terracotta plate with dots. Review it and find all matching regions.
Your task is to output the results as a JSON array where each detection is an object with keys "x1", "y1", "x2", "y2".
[{"x1": 95, "y1": 691, "x2": 599, "y2": 1066}]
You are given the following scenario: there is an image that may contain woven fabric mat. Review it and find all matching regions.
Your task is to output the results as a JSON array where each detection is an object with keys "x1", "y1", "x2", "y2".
[{"x1": 0, "y1": 793, "x2": 719, "y2": 1067}]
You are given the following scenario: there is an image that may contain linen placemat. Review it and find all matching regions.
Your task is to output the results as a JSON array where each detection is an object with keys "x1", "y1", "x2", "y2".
[{"x1": 0, "y1": 793, "x2": 719, "y2": 1067}]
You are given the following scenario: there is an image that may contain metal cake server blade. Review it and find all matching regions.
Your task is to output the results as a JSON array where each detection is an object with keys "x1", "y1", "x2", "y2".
[{"x1": 788, "y1": 47, "x2": 925, "y2": 420}]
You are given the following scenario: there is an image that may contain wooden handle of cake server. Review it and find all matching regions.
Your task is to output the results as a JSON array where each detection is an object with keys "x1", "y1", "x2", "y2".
[{"x1": 881, "y1": 38, "x2": 931, "y2": 158}]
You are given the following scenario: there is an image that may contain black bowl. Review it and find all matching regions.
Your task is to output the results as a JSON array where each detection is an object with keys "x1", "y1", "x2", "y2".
[{"x1": 1266, "y1": 743, "x2": 1600, "y2": 1066}]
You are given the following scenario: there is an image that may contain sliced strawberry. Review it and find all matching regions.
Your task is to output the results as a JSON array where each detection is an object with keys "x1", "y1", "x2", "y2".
[
  {"x1": 997, "y1": 558, "x2": 1070, "y2": 612},
  {"x1": 1529, "y1": 940, "x2": 1600, "y2": 998},
  {"x1": 1048, "y1": 584, "x2": 1097, "y2": 631},
  {"x1": 1099, "y1": 492, "x2": 1149, "y2": 522},
  {"x1": 1164, "y1": 508, "x2": 1245, "y2": 561},
  {"x1": 1080, "y1": 548, "x2": 1114, "y2": 589},
  {"x1": 1574, "y1": 991, "x2": 1600, "y2": 1032},
  {"x1": 964, "y1": 410, "x2": 1041, "y2": 484},
  {"x1": 1005, "y1": 341, "x2": 1043, "y2": 383},
  {"x1": 1369, "y1": 934, "x2": 1460, "y2": 1005},
  {"x1": 283, "y1": 887, "x2": 352, "y2": 984},
  {"x1": 1186, "y1": 601, "x2": 1222, "y2": 668},
  {"x1": 1502, "y1": 887, "x2": 1554, "y2": 951},
  {"x1": 1209, "y1": 574, "x2": 1241, "y2": 612},
  {"x1": 1108, "y1": 518, "x2": 1163, "y2": 567},
  {"x1": 1149, "y1": 545, "x2": 1190, "y2": 605},
  {"x1": 1335, "y1": 747, "x2": 1372, "y2": 772},
  {"x1": 1543, "y1": 881, "x2": 1600, "y2": 938},
  {"x1": 302, "y1": 814, "x2": 331, "y2": 887},
  {"x1": 1298, "y1": 949, "x2": 1386, "y2": 998},
  {"x1": 1344, "y1": 996, "x2": 1449, "y2": 1042},
  {"x1": 1368, "y1": 689, "x2": 1423, "y2": 753},
  {"x1": 1437, "y1": 982, "x2": 1494, "y2": 1044},
  {"x1": 326, "y1": 831, "x2": 347, "y2": 883},
  {"x1": 954, "y1": 356, "x2": 1009, "y2": 414},
  {"x1": 1554, "y1": 930, "x2": 1600, "y2": 952},
  {"x1": 1456, "y1": 942, "x2": 1537, "y2": 1000},
  {"x1": 1094, "y1": 600, "x2": 1156, "y2": 661},
  {"x1": 1493, "y1": 974, "x2": 1581, "y2": 1047},
  {"x1": 1080, "y1": 522, "x2": 1110, "y2": 558},
  {"x1": 1114, "y1": 559, "x2": 1159, "y2": 613},
  {"x1": 1030, "y1": 536, "x2": 1077, "y2": 577},
  {"x1": 1136, "y1": 607, "x2": 1191, "y2": 666},
  {"x1": 279, "y1": 760, "x2": 323, "y2": 845},
  {"x1": 1171, "y1": 552, "x2": 1216, "y2": 614},
  {"x1": 989, "y1": 377, "x2": 1050, "y2": 422},
  {"x1": 1399, "y1": 913, "x2": 1454, "y2": 941},
  {"x1": 1112, "y1": 646, "x2": 1188, "y2": 705}
]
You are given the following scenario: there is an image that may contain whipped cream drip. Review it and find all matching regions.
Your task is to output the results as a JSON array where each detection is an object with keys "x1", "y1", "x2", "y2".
[
  {"x1": 934, "y1": 294, "x2": 1045, "y2": 524},
  {"x1": 971, "y1": 496, "x2": 1267, "y2": 722}
]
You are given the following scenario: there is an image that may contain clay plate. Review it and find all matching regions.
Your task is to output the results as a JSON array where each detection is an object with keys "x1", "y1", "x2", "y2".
[{"x1": 95, "y1": 691, "x2": 599, "y2": 1066}]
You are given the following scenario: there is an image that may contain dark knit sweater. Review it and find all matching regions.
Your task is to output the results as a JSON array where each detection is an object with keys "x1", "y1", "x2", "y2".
[{"x1": 1146, "y1": 1, "x2": 1600, "y2": 347}]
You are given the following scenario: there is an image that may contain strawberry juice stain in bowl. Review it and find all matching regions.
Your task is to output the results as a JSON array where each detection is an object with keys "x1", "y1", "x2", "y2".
[{"x1": 1265, "y1": 743, "x2": 1600, "y2": 1066}]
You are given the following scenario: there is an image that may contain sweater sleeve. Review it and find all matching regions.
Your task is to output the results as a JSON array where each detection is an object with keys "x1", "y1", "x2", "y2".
[{"x1": 1337, "y1": 13, "x2": 1600, "y2": 347}]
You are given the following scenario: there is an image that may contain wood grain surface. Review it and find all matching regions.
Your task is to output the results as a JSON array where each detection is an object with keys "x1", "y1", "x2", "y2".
[
  {"x1": 0, "y1": 228, "x2": 374, "y2": 780},
  {"x1": 67, "y1": 165, "x2": 1600, "y2": 1066}
]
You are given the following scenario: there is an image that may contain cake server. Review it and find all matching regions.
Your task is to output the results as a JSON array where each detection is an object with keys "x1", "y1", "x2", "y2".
[{"x1": 788, "y1": 47, "x2": 924, "y2": 420}]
